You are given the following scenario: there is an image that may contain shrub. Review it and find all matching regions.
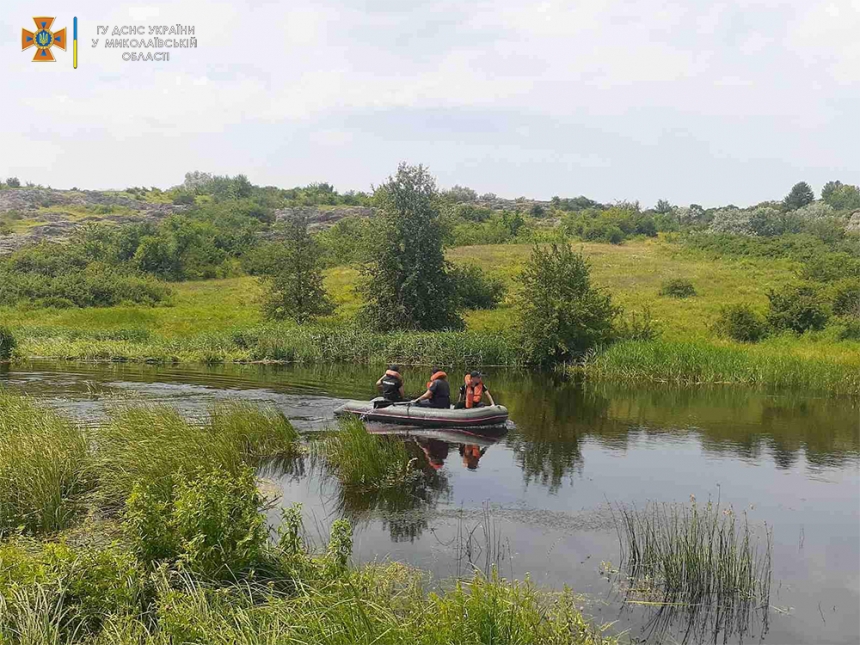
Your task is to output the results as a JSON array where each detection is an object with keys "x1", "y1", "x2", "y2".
[
  {"x1": 450, "y1": 263, "x2": 505, "y2": 309},
  {"x1": 713, "y1": 304, "x2": 769, "y2": 343},
  {"x1": 835, "y1": 318, "x2": 860, "y2": 341},
  {"x1": 5, "y1": 177, "x2": 20, "y2": 188},
  {"x1": 616, "y1": 306, "x2": 661, "y2": 341},
  {"x1": 832, "y1": 279, "x2": 860, "y2": 317},
  {"x1": 0, "y1": 326, "x2": 16, "y2": 359},
  {"x1": 659, "y1": 278, "x2": 697, "y2": 298},
  {"x1": 515, "y1": 244, "x2": 619, "y2": 365},
  {"x1": 172, "y1": 192, "x2": 196, "y2": 205},
  {"x1": 800, "y1": 252, "x2": 860, "y2": 283},
  {"x1": 766, "y1": 284, "x2": 830, "y2": 333},
  {"x1": 125, "y1": 467, "x2": 268, "y2": 579}
]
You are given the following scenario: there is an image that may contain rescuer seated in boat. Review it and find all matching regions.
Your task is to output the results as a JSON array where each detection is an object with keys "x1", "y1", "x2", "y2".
[
  {"x1": 455, "y1": 371, "x2": 495, "y2": 409},
  {"x1": 411, "y1": 368, "x2": 451, "y2": 408},
  {"x1": 375, "y1": 364, "x2": 405, "y2": 402}
]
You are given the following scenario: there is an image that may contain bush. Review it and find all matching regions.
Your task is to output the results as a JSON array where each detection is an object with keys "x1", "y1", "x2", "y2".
[
  {"x1": 616, "y1": 306, "x2": 661, "y2": 341},
  {"x1": 832, "y1": 279, "x2": 860, "y2": 317},
  {"x1": 172, "y1": 192, "x2": 196, "y2": 205},
  {"x1": 713, "y1": 304, "x2": 769, "y2": 343},
  {"x1": 766, "y1": 284, "x2": 830, "y2": 334},
  {"x1": 450, "y1": 263, "x2": 505, "y2": 309},
  {"x1": 0, "y1": 326, "x2": 16, "y2": 359},
  {"x1": 515, "y1": 244, "x2": 619, "y2": 365},
  {"x1": 124, "y1": 467, "x2": 268, "y2": 579},
  {"x1": 660, "y1": 278, "x2": 697, "y2": 298},
  {"x1": 800, "y1": 252, "x2": 860, "y2": 283}
]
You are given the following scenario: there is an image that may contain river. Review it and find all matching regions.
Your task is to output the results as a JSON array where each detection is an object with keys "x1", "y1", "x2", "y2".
[{"x1": 1, "y1": 361, "x2": 857, "y2": 644}]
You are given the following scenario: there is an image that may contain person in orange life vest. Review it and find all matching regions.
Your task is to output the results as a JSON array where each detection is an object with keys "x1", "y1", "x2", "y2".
[
  {"x1": 459, "y1": 443, "x2": 487, "y2": 470},
  {"x1": 456, "y1": 371, "x2": 495, "y2": 409},
  {"x1": 416, "y1": 437, "x2": 449, "y2": 470},
  {"x1": 376, "y1": 364, "x2": 404, "y2": 402},
  {"x1": 412, "y1": 368, "x2": 451, "y2": 408}
]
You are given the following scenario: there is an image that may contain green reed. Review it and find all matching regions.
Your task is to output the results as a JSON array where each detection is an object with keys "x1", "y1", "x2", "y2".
[
  {"x1": 0, "y1": 393, "x2": 92, "y2": 535},
  {"x1": 96, "y1": 401, "x2": 299, "y2": 509},
  {"x1": 583, "y1": 339, "x2": 860, "y2": 395},
  {"x1": 612, "y1": 499, "x2": 772, "y2": 642},
  {"x1": 320, "y1": 417, "x2": 416, "y2": 490}
]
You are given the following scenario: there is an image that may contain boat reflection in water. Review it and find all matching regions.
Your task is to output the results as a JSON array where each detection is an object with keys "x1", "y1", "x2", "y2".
[
  {"x1": 334, "y1": 424, "x2": 509, "y2": 542},
  {"x1": 367, "y1": 424, "x2": 508, "y2": 472}
]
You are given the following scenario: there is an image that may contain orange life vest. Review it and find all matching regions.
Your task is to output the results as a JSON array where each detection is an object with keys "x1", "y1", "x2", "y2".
[
  {"x1": 426, "y1": 371, "x2": 447, "y2": 388},
  {"x1": 463, "y1": 375, "x2": 484, "y2": 408}
]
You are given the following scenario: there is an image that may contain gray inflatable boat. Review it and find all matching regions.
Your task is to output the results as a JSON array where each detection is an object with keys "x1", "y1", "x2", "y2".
[{"x1": 334, "y1": 398, "x2": 509, "y2": 428}]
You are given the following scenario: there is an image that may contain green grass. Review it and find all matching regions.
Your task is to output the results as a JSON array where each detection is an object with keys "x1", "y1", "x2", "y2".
[
  {"x1": 0, "y1": 395, "x2": 613, "y2": 645},
  {"x1": 96, "y1": 401, "x2": 298, "y2": 509},
  {"x1": 2, "y1": 239, "x2": 857, "y2": 395},
  {"x1": 583, "y1": 338, "x2": 860, "y2": 396},
  {"x1": 321, "y1": 418, "x2": 416, "y2": 490},
  {"x1": 0, "y1": 393, "x2": 92, "y2": 535}
]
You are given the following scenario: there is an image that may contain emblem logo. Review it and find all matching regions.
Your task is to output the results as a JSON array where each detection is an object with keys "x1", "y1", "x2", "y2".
[{"x1": 22, "y1": 17, "x2": 67, "y2": 62}]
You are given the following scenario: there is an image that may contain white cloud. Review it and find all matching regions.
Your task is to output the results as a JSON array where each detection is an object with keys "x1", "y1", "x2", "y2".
[{"x1": 1, "y1": 0, "x2": 857, "y2": 203}]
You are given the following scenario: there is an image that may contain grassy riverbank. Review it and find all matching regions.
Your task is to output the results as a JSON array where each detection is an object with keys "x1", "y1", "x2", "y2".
[
  {"x1": 2, "y1": 240, "x2": 858, "y2": 395},
  {"x1": 0, "y1": 393, "x2": 613, "y2": 645}
]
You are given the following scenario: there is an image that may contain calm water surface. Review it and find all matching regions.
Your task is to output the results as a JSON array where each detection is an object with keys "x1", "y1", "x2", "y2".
[{"x1": 1, "y1": 361, "x2": 858, "y2": 645}]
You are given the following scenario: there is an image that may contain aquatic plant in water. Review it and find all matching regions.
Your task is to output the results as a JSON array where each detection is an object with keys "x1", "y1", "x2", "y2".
[{"x1": 611, "y1": 498, "x2": 772, "y2": 644}]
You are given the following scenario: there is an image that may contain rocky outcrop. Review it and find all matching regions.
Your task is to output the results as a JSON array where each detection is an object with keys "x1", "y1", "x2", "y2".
[
  {"x1": 0, "y1": 188, "x2": 185, "y2": 254},
  {"x1": 274, "y1": 206, "x2": 376, "y2": 230},
  {"x1": 847, "y1": 211, "x2": 860, "y2": 233}
]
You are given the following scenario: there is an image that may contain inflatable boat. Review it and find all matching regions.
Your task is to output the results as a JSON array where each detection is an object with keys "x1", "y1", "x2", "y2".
[
  {"x1": 365, "y1": 426, "x2": 508, "y2": 447},
  {"x1": 334, "y1": 398, "x2": 509, "y2": 428}
]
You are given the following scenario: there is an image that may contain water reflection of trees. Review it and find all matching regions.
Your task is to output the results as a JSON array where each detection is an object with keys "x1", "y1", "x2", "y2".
[
  {"x1": 488, "y1": 371, "x2": 859, "y2": 491},
  {"x1": 499, "y1": 374, "x2": 621, "y2": 493}
]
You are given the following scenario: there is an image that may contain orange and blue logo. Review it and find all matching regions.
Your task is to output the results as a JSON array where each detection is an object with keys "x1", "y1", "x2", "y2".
[{"x1": 22, "y1": 17, "x2": 67, "y2": 62}]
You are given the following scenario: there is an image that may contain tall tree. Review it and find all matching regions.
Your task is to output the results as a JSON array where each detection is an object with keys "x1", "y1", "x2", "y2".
[
  {"x1": 261, "y1": 213, "x2": 333, "y2": 324},
  {"x1": 822, "y1": 180, "x2": 860, "y2": 211},
  {"x1": 360, "y1": 163, "x2": 463, "y2": 331},
  {"x1": 783, "y1": 182, "x2": 815, "y2": 211}
]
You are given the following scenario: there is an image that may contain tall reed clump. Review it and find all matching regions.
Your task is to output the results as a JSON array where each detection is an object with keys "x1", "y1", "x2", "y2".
[
  {"x1": 236, "y1": 325, "x2": 524, "y2": 366},
  {"x1": 612, "y1": 499, "x2": 772, "y2": 642},
  {"x1": 0, "y1": 393, "x2": 92, "y2": 535},
  {"x1": 96, "y1": 401, "x2": 298, "y2": 509},
  {"x1": 321, "y1": 417, "x2": 415, "y2": 489},
  {"x1": 582, "y1": 338, "x2": 860, "y2": 396}
]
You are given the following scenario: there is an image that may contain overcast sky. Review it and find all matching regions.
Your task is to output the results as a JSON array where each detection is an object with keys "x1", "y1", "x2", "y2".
[{"x1": 2, "y1": 0, "x2": 858, "y2": 206}]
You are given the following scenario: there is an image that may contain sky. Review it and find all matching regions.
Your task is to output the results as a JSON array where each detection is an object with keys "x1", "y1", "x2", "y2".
[{"x1": 2, "y1": 0, "x2": 859, "y2": 207}]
